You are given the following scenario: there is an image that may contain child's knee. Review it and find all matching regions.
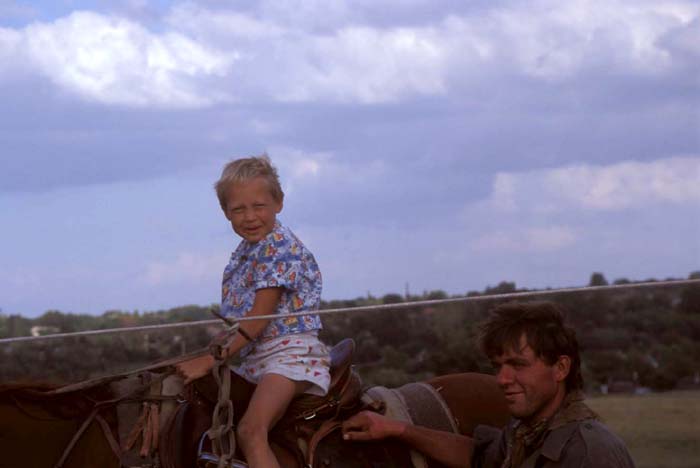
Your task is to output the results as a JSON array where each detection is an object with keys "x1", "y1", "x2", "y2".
[{"x1": 236, "y1": 417, "x2": 268, "y2": 448}]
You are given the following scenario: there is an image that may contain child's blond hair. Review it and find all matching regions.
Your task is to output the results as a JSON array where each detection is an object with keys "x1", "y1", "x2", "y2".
[{"x1": 214, "y1": 154, "x2": 284, "y2": 211}]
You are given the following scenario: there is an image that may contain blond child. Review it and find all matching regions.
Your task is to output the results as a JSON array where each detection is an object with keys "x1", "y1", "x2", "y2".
[{"x1": 176, "y1": 155, "x2": 330, "y2": 468}]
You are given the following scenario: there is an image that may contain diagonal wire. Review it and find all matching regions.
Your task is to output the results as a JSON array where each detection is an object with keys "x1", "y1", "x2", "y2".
[{"x1": 1, "y1": 278, "x2": 698, "y2": 345}]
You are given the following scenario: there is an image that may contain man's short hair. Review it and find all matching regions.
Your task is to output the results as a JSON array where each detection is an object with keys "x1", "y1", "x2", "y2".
[{"x1": 479, "y1": 301, "x2": 583, "y2": 392}]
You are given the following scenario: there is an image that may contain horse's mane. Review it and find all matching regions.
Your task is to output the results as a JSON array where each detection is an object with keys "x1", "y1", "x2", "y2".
[
  {"x1": 0, "y1": 380, "x2": 63, "y2": 397},
  {"x1": 0, "y1": 380, "x2": 64, "y2": 394},
  {"x1": 0, "y1": 379, "x2": 116, "y2": 397},
  {"x1": 0, "y1": 377, "x2": 117, "y2": 420}
]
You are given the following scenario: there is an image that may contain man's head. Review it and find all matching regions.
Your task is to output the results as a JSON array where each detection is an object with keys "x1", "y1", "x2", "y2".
[{"x1": 479, "y1": 301, "x2": 583, "y2": 422}]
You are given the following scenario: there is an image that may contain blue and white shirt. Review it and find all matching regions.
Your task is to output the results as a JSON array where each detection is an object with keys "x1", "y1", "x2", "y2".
[{"x1": 221, "y1": 221, "x2": 323, "y2": 342}]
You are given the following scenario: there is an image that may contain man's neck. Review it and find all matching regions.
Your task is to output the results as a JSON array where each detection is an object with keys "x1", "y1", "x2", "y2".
[{"x1": 521, "y1": 386, "x2": 568, "y2": 426}]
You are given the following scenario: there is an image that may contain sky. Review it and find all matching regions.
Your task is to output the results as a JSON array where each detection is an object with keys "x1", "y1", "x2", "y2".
[{"x1": 0, "y1": 0, "x2": 698, "y2": 318}]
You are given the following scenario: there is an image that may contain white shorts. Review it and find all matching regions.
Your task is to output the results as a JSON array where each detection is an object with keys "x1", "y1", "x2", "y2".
[{"x1": 232, "y1": 332, "x2": 331, "y2": 396}]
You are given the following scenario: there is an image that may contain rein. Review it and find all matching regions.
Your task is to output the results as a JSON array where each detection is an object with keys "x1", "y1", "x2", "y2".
[
  {"x1": 204, "y1": 325, "x2": 240, "y2": 468},
  {"x1": 50, "y1": 369, "x2": 177, "y2": 468}
]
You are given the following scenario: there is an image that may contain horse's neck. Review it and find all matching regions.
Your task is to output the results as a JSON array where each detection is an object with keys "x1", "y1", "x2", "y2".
[{"x1": 1, "y1": 382, "x2": 106, "y2": 420}]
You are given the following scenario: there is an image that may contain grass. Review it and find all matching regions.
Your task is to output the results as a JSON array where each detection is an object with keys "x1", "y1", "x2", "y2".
[{"x1": 587, "y1": 390, "x2": 700, "y2": 468}]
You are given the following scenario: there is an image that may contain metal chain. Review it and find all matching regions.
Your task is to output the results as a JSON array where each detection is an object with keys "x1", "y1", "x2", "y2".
[{"x1": 206, "y1": 324, "x2": 239, "y2": 468}]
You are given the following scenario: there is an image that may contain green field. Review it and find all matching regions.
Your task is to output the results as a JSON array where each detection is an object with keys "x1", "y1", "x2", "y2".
[{"x1": 587, "y1": 391, "x2": 700, "y2": 468}]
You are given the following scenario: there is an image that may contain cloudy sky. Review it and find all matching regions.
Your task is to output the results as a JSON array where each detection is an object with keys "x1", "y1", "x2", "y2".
[{"x1": 1, "y1": 0, "x2": 698, "y2": 318}]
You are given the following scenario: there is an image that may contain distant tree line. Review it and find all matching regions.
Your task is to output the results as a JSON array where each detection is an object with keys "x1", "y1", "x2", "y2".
[{"x1": 1, "y1": 272, "x2": 699, "y2": 392}]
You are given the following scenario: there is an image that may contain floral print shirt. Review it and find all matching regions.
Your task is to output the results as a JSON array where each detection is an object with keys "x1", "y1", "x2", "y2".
[{"x1": 221, "y1": 221, "x2": 323, "y2": 343}]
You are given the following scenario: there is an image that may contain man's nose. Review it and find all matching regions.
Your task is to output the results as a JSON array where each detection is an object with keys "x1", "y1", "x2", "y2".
[
  {"x1": 243, "y1": 208, "x2": 255, "y2": 221},
  {"x1": 495, "y1": 366, "x2": 514, "y2": 386}
]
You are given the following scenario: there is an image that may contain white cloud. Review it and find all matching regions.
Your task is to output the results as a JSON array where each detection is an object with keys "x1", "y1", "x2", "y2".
[
  {"x1": 278, "y1": 25, "x2": 448, "y2": 103},
  {"x1": 272, "y1": 146, "x2": 387, "y2": 184},
  {"x1": 169, "y1": 4, "x2": 450, "y2": 103},
  {"x1": 142, "y1": 252, "x2": 223, "y2": 286},
  {"x1": 486, "y1": 0, "x2": 697, "y2": 79},
  {"x1": 471, "y1": 226, "x2": 577, "y2": 253},
  {"x1": 2, "y1": 1, "x2": 697, "y2": 106},
  {"x1": 272, "y1": 147, "x2": 329, "y2": 180},
  {"x1": 168, "y1": 0, "x2": 698, "y2": 102},
  {"x1": 0, "y1": 27, "x2": 21, "y2": 71},
  {"x1": 483, "y1": 156, "x2": 700, "y2": 213},
  {"x1": 167, "y1": 4, "x2": 286, "y2": 41},
  {"x1": 10, "y1": 11, "x2": 235, "y2": 107}
]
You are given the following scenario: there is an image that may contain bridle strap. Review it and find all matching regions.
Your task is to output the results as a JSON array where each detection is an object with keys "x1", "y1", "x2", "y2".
[
  {"x1": 96, "y1": 414, "x2": 126, "y2": 466},
  {"x1": 52, "y1": 407, "x2": 101, "y2": 468},
  {"x1": 52, "y1": 370, "x2": 175, "y2": 468}
]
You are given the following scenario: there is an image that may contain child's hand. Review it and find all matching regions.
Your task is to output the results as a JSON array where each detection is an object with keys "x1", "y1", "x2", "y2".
[
  {"x1": 209, "y1": 330, "x2": 236, "y2": 359},
  {"x1": 175, "y1": 354, "x2": 215, "y2": 384}
]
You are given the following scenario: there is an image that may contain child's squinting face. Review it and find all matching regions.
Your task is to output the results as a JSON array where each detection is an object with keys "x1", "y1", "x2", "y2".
[{"x1": 224, "y1": 177, "x2": 282, "y2": 243}]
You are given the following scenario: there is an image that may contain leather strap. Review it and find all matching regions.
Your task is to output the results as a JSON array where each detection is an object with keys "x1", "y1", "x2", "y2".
[
  {"x1": 306, "y1": 420, "x2": 342, "y2": 467},
  {"x1": 53, "y1": 408, "x2": 101, "y2": 468},
  {"x1": 95, "y1": 415, "x2": 125, "y2": 466}
]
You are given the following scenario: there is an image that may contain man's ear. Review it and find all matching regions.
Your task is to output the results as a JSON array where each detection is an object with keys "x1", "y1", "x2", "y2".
[{"x1": 554, "y1": 355, "x2": 571, "y2": 383}]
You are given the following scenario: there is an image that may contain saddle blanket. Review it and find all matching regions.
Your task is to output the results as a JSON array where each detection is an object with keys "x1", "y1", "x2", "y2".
[{"x1": 364, "y1": 381, "x2": 460, "y2": 468}]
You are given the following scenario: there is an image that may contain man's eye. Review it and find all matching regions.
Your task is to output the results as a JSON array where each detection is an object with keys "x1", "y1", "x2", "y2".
[{"x1": 254, "y1": 204, "x2": 266, "y2": 208}]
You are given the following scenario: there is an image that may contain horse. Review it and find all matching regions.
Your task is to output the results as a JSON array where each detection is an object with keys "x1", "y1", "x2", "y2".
[
  {"x1": 0, "y1": 381, "x2": 122, "y2": 468},
  {"x1": 0, "y1": 341, "x2": 510, "y2": 468}
]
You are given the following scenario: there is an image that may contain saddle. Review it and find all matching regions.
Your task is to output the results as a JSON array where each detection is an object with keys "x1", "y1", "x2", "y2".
[
  {"x1": 159, "y1": 338, "x2": 364, "y2": 468},
  {"x1": 284, "y1": 337, "x2": 362, "y2": 425}
]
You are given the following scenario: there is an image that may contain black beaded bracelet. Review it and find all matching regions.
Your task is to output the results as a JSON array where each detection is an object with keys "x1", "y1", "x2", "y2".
[{"x1": 237, "y1": 327, "x2": 253, "y2": 342}]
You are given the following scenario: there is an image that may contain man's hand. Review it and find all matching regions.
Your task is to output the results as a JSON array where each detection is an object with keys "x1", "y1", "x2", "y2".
[
  {"x1": 175, "y1": 354, "x2": 215, "y2": 384},
  {"x1": 341, "y1": 411, "x2": 406, "y2": 441}
]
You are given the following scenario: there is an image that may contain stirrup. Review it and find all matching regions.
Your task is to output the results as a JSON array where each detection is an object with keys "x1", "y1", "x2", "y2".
[{"x1": 197, "y1": 433, "x2": 248, "y2": 468}]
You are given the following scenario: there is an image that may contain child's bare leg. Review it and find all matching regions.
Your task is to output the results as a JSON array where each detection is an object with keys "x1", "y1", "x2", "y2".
[{"x1": 236, "y1": 373, "x2": 310, "y2": 468}]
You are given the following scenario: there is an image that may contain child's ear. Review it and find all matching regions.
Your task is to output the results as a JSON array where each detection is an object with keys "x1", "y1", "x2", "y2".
[{"x1": 276, "y1": 198, "x2": 284, "y2": 213}]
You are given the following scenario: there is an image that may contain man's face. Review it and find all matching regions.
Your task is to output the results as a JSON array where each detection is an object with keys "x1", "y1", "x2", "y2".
[{"x1": 490, "y1": 334, "x2": 568, "y2": 423}]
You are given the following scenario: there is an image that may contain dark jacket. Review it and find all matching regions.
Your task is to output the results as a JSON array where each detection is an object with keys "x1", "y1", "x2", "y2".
[{"x1": 472, "y1": 418, "x2": 637, "y2": 468}]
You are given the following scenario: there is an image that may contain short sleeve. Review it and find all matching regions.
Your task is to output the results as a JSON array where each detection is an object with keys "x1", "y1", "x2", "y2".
[{"x1": 251, "y1": 230, "x2": 304, "y2": 292}]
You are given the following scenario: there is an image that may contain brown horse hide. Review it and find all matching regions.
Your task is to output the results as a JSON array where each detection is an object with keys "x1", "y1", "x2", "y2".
[
  {"x1": 0, "y1": 372, "x2": 508, "y2": 468},
  {"x1": 310, "y1": 427, "x2": 414, "y2": 468},
  {"x1": 159, "y1": 372, "x2": 304, "y2": 468},
  {"x1": 159, "y1": 373, "x2": 414, "y2": 468},
  {"x1": 159, "y1": 372, "x2": 510, "y2": 468},
  {"x1": 0, "y1": 382, "x2": 121, "y2": 468}
]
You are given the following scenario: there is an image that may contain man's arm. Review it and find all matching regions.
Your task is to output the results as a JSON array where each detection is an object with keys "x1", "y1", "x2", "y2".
[{"x1": 341, "y1": 411, "x2": 475, "y2": 468}]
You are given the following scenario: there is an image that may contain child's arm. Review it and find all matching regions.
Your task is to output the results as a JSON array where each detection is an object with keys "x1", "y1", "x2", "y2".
[
  {"x1": 221, "y1": 287, "x2": 282, "y2": 358},
  {"x1": 176, "y1": 287, "x2": 283, "y2": 383}
]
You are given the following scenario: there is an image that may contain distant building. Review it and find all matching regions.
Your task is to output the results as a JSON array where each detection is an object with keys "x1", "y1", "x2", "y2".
[{"x1": 30, "y1": 325, "x2": 60, "y2": 337}]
